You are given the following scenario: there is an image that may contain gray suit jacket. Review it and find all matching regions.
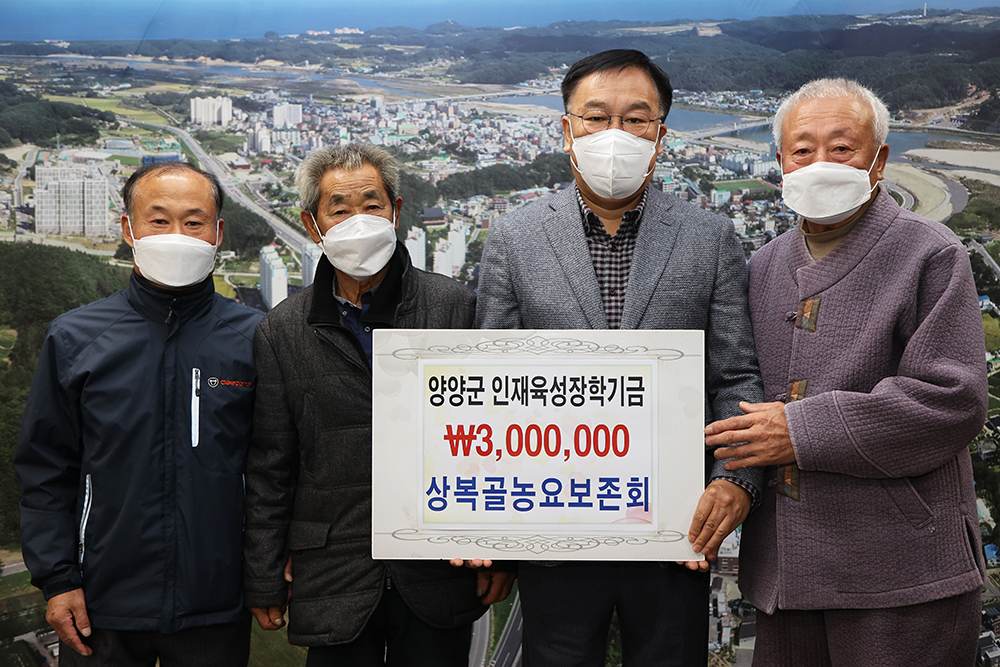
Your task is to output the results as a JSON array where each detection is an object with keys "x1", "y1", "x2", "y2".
[{"x1": 475, "y1": 185, "x2": 764, "y2": 495}]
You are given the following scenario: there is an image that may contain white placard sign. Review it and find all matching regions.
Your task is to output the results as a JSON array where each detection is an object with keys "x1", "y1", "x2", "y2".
[{"x1": 372, "y1": 330, "x2": 705, "y2": 561}]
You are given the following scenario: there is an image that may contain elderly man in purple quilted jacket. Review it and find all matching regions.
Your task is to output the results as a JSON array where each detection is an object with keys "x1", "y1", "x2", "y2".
[{"x1": 705, "y1": 78, "x2": 988, "y2": 666}]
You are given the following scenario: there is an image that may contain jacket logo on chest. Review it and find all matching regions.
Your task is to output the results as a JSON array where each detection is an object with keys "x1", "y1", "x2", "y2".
[{"x1": 206, "y1": 376, "x2": 252, "y2": 388}]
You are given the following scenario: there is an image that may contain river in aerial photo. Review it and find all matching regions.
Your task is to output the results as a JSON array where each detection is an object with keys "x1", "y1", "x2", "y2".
[{"x1": 485, "y1": 92, "x2": 976, "y2": 160}]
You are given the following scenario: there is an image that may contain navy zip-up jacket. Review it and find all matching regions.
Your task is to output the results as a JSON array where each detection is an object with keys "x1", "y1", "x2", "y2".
[{"x1": 15, "y1": 272, "x2": 263, "y2": 633}]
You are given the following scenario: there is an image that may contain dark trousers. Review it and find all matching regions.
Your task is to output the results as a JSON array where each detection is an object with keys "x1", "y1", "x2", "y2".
[
  {"x1": 58, "y1": 617, "x2": 250, "y2": 667},
  {"x1": 519, "y1": 561, "x2": 709, "y2": 667},
  {"x1": 753, "y1": 589, "x2": 981, "y2": 667},
  {"x1": 304, "y1": 586, "x2": 473, "y2": 667}
]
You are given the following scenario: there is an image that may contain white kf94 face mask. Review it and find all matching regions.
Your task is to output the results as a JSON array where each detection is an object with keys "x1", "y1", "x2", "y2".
[
  {"x1": 316, "y1": 211, "x2": 397, "y2": 280},
  {"x1": 569, "y1": 126, "x2": 658, "y2": 201},
  {"x1": 781, "y1": 154, "x2": 881, "y2": 226},
  {"x1": 128, "y1": 217, "x2": 220, "y2": 288}
]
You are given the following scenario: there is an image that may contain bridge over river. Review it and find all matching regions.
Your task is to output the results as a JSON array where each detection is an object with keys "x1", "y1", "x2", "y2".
[{"x1": 676, "y1": 116, "x2": 774, "y2": 141}]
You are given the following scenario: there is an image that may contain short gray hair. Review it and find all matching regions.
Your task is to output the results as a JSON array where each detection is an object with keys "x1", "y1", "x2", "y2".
[
  {"x1": 773, "y1": 78, "x2": 890, "y2": 152},
  {"x1": 296, "y1": 143, "x2": 400, "y2": 216}
]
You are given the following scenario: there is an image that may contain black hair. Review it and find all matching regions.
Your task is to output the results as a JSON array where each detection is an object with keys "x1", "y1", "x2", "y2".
[
  {"x1": 561, "y1": 49, "x2": 673, "y2": 121},
  {"x1": 122, "y1": 162, "x2": 224, "y2": 217}
]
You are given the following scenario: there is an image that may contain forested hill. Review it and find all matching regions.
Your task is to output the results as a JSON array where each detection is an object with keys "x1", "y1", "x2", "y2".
[
  {"x1": 0, "y1": 244, "x2": 130, "y2": 546},
  {"x1": 5, "y1": 11, "x2": 1000, "y2": 111},
  {"x1": 0, "y1": 79, "x2": 116, "y2": 148}
]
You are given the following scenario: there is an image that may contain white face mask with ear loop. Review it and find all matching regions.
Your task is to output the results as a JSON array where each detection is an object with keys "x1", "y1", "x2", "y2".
[
  {"x1": 311, "y1": 207, "x2": 398, "y2": 280},
  {"x1": 568, "y1": 122, "x2": 658, "y2": 201},
  {"x1": 780, "y1": 152, "x2": 882, "y2": 226},
  {"x1": 128, "y1": 216, "x2": 220, "y2": 288}
]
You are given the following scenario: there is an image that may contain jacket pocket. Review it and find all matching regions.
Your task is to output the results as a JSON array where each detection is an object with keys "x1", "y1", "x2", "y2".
[
  {"x1": 880, "y1": 477, "x2": 933, "y2": 529},
  {"x1": 287, "y1": 521, "x2": 331, "y2": 551},
  {"x1": 191, "y1": 367, "x2": 201, "y2": 448},
  {"x1": 78, "y1": 473, "x2": 93, "y2": 574}
]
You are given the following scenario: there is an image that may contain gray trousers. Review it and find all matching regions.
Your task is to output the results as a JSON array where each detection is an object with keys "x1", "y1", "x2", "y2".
[{"x1": 752, "y1": 589, "x2": 981, "y2": 667}]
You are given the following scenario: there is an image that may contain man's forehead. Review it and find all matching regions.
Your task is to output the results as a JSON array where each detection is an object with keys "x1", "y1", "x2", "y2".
[
  {"x1": 319, "y1": 165, "x2": 387, "y2": 201},
  {"x1": 134, "y1": 170, "x2": 216, "y2": 209},
  {"x1": 570, "y1": 67, "x2": 659, "y2": 111},
  {"x1": 139, "y1": 169, "x2": 211, "y2": 191},
  {"x1": 786, "y1": 97, "x2": 872, "y2": 134}
]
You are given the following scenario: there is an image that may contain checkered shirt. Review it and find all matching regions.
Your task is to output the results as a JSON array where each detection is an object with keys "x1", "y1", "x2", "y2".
[
  {"x1": 577, "y1": 185, "x2": 759, "y2": 508},
  {"x1": 576, "y1": 185, "x2": 648, "y2": 330}
]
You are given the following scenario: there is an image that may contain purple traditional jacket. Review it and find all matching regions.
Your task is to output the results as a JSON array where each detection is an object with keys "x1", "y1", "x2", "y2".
[{"x1": 740, "y1": 187, "x2": 987, "y2": 613}]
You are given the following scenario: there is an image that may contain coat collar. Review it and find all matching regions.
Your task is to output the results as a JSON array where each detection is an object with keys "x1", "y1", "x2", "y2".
[
  {"x1": 126, "y1": 271, "x2": 215, "y2": 324},
  {"x1": 307, "y1": 241, "x2": 407, "y2": 328},
  {"x1": 621, "y1": 187, "x2": 680, "y2": 329},
  {"x1": 787, "y1": 186, "x2": 899, "y2": 296},
  {"x1": 542, "y1": 186, "x2": 608, "y2": 328},
  {"x1": 539, "y1": 185, "x2": 683, "y2": 330}
]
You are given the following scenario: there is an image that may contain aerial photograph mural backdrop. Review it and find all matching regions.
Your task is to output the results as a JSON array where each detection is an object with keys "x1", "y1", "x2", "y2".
[{"x1": 2, "y1": 1, "x2": 1000, "y2": 665}]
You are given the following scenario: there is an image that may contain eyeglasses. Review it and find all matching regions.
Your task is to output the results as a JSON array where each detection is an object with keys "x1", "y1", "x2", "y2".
[{"x1": 566, "y1": 109, "x2": 661, "y2": 137}]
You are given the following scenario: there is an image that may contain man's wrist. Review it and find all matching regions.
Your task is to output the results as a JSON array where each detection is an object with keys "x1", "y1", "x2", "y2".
[{"x1": 709, "y1": 476, "x2": 758, "y2": 509}]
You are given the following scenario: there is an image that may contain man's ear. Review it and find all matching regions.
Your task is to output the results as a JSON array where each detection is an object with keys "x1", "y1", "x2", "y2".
[
  {"x1": 301, "y1": 209, "x2": 323, "y2": 244},
  {"x1": 654, "y1": 123, "x2": 667, "y2": 156},
  {"x1": 121, "y1": 214, "x2": 134, "y2": 248},
  {"x1": 871, "y1": 143, "x2": 890, "y2": 186}
]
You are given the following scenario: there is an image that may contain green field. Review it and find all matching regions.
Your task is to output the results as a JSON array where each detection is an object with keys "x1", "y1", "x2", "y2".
[
  {"x1": 0, "y1": 572, "x2": 33, "y2": 600},
  {"x1": 712, "y1": 179, "x2": 777, "y2": 192},
  {"x1": 214, "y1": 276, "x2": 236, "y2": 299},
  {"x1": 109, "y1": 154, "x2": 141, "y2": 166},
  {"x1": 986, "y1": 313, "x2": 1000, "y2": 352},
  {"x1": 222, "y1": 259, "x2": 257, "y2": 273},
  {"x1": 180, "y1": 141, "x2": 200, "y2": 169},
  {"x1": 229, "y1": 275, "x2": 258, "y2": 287},
  {"x1": 248, "y1": 624, "x2": 307, "y2": 667},
  {"x1": 104, "y1": 125, "x2": 155, "y2": 137},
  {"x1": 43, "y1": 95, "x2": 165, "y2": 123},
  {"x1": 192, "y1": 130, "x2": 245, "y2": 155}
]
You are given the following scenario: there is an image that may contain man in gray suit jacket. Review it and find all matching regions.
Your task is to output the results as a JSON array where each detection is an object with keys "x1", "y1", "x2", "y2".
[{"x1": 475, "y1": 49, "x2": 763, "y2": 666}]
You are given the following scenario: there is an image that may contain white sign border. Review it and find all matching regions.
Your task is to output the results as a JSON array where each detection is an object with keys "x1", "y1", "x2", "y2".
[{"x1": 372, "y1": 329, "x2": 706, "y2": 561}]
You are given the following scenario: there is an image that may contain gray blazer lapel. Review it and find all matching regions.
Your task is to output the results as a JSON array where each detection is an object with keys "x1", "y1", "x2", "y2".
[
  {"x1": 541, "y1": 189, "x2": 608, "y2": 329},
  {"x1": 621, "y1": 190, "x2": 681, "y2": 329}
]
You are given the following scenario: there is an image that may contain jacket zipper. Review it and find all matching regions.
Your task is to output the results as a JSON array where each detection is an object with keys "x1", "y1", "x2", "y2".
[
  {"x1": 78, "y1": 473, "x2": 93, "y2": 574},
  {"x1": 191, "y1": 367, "x2": 201, "y2": 447}
]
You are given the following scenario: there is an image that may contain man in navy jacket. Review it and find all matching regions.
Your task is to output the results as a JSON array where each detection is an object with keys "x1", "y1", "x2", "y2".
[{"x1": 15, "y1": 162, "x2": 262, "y2": 666}]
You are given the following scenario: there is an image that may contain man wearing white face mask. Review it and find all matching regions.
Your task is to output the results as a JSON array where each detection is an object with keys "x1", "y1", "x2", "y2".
[
  {"x1": 704, "y1": 79, "x2": 986, "y2": 665},
  {"x1": 242, "y1": 143, "x2": 514, "y2": 666},
  {"x1": 476, "y1": 49, "x2": 764, "y2": 666},
  {"x1": 16, "y1": 162, "x2": 262, "y2": 666}
]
